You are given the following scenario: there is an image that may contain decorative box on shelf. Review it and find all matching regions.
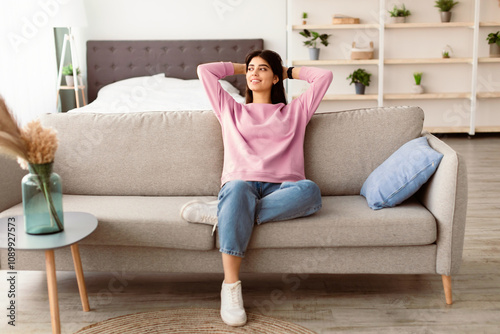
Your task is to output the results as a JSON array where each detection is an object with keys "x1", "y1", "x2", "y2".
[
  {"x1": 351, "y1": 41, "x2": 374, "y2": 60},
  {"x1": 332, "y1": 14, "x2": 360, "y2": 25}
]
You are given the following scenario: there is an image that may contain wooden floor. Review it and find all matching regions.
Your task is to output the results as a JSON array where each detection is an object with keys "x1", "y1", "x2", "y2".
[{"x1": 1, "y1": 134, "x2": 500, "y2": 334}]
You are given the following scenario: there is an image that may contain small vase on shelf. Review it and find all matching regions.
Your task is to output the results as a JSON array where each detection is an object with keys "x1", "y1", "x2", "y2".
[
  {"x1": 411, "y1": 84, "x2": 424, "y2": 94},
  {"x1": 440, "y1": 11, "x2": 452, "y2": 23},
  {"x1": 389, "y1": 16, "x2": 406, "y2": 23},
  {"x1": 309, "y1": 48, "x2": 320, "y2": 60},
  {"x1": 22, "y1": 162, "x2": 64, "y2": 235},
  {"x1": 65, "y1": 75, "x2": 75, "y2": 87},
  {"x1": 65, "y1": 74, "x2": 82, "y2": 87},
  {"x1": 355, "y1": 83, "x2": 366, "y2": 95},
  {"x1": 487, "y1": 32, "x2": 500, "y2": 57},
  {"x1": 490, "y1": 43, "x2": 500, "y2": 58}
]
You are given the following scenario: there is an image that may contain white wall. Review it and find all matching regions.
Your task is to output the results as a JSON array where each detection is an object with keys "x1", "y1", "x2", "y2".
[{"x1": 75, "y1": 0, "x2": 288, "y2": 81}]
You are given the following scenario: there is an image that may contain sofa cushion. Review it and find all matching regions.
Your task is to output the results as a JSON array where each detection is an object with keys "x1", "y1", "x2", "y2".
[
  {"x1": 1, "y1": 195, "x2": 217, "y2": 251},
  {"x1": 2, "y1": 194, "x2": 435, "y2": 251},
  {"x1": 2, "y1": 195, "x2": 437, "y2": 250},
  {"x1": 361, "y1": 136, "x2": 444, "y2": 210},
  {"x1": 216, "y1": 196, "x2": 436, "y2": 249}
]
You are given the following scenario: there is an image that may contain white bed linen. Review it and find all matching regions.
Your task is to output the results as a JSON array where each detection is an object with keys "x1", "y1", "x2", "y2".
[{"x1": 68, "y1": 73, "x2": 245, "y2": 113}]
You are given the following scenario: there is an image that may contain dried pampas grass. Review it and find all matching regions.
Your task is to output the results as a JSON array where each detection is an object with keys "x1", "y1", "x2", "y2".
[
  {"x1": 21, "y1": 119, "x2": 59, "y2": 165},
  {"x1": 0, "y1": 97, "x2": 28, "y2": 162},
  {"x1": 0, "y1": 96, "x2": 59, "y2": 169}
]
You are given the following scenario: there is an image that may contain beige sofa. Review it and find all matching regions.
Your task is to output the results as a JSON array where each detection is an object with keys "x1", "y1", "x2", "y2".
[{"x1": 0, "y1": 106, "x2": 467, "y2": 304}]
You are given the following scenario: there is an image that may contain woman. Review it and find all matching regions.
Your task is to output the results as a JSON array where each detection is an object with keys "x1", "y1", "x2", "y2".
[{"x1": 181, "y1": 50, "x2": 333, "y2": 326}]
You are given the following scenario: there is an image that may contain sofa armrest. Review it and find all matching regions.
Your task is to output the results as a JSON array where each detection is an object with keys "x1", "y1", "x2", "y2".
[
  {"x1": 0, "y1": 155, "x2": 26, "y2": 213},
  {"x1": 417, "y1": 132, "x2": 468, "y2": 276}
]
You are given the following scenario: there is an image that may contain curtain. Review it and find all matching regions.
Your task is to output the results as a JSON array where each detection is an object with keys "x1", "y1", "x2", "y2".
[{"x1": 0, "y1": 0, "x2": 58, "y2": 125}]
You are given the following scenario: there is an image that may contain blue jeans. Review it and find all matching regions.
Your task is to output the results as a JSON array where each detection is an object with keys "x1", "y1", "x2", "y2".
[{"x1": 217, "y1": 179, "x2": 322, "y2": 258}]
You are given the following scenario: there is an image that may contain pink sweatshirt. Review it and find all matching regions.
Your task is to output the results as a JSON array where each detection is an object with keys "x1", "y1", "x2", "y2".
[{"x1": 197, "y1": 62, "x2": 333, "y2": 186}]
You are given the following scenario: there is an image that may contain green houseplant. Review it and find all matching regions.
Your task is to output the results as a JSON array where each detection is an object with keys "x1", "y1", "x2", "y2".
[
  {"x1": 388, "y1": 4, "x2": 411, "y2": 23},
  {"x1": 442, "y1": 45, "x2": 453, "y2": 58},
  {"x1": 302, "y1": 12, "x2": 308, "y2": 25},
  {"x1": 62, "y1": 64, "x2": 81, "y2": 87},
  {"x1": 487, "y1": 31, "x2": 500, "y2": 57},
  {"x1": 300, "y1": 29, "x2": 331, "y2": 60},
  {"x1": 412, "y1": 72, "x2": 424, "y2": 94},
  {"x1": 434, "y1": 0, "x2": 459, "y2": 22},
  {"x1": 413, "y1": 72, "x2": 422, "y2": 85},
  {"x1": 347, "y1": 68, "x2": 372, "y2": 95}
]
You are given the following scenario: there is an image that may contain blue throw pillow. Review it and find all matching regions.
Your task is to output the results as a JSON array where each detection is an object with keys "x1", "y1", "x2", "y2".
[{"x1": 360, "y1": 136, "x2": 444, "y2": 210}]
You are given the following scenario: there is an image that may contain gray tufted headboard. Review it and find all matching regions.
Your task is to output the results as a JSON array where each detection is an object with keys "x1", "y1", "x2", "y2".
[{"x1": 86, "y1": 39, "x2": 264, "y2": 103}]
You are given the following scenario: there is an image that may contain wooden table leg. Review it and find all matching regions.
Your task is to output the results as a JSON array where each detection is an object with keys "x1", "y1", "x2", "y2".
[
  {"x1": 45, "y1": 250, "x2": 61, "y2": 334},
  {"x1": 71, "y1": 243, "x2": 90, "y2": 311}
]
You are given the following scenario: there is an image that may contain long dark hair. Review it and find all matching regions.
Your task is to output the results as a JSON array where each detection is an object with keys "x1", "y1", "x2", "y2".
[{"x1": 245, "y1": 50, "x2": 287, "y2": 105}]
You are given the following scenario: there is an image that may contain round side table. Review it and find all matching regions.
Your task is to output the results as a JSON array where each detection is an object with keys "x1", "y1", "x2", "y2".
[{"x1": 0, "y1": 212, "x2": 98, "y2": 334}]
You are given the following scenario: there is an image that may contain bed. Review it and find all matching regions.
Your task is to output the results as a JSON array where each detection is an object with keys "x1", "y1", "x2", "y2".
[{"x1": 70, "y1": 39, "x2": 264, "y2": 113}]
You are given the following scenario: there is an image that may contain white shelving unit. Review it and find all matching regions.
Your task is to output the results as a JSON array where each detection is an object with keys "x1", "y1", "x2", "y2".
[{"x1": 286, "y1": 0, "x2": 500, "y2": 134}]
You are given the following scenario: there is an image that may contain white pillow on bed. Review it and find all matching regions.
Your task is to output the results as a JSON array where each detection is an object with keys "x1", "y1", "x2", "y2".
[
  {"x1": 219, "y1": 79, "x2": 242, "y2": 96},
  {"x1": 70, "y1": 74, "x2": 245, "y2": 113}
]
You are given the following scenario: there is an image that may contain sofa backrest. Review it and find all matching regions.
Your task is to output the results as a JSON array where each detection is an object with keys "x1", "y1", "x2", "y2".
[
  {"x1": 305, "y1": 106, "x2": 424, "y2": 195},
  {"x1": 41, "y1": 111, "x2": 223, "y2": 196},
  {"x1": 40, "y1": 106, "x2": 424, "y2": 196}
]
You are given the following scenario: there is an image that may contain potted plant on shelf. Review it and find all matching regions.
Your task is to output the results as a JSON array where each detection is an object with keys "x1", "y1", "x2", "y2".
[
  {"x1": 347, "y1": 68, "x2": 371, "y2": 95},
  {"x1": 434, "y1": 0, "x2": 459, "y2": 23},
  {"x1": 441, "y1": 45, "x2": 453, "y2": 58},
  {"x1": 487, "y1": 31, "x2": 500, "y2": 57},
  {"x1": 388, "y1": 4, "x2": 411, "y2": 23},
  {"x1": 62, "y1": 64, "x2": 81, "y2": 87},
  {"x1": 412, "y1": 72, "x2": 424, "y2": 94},
  {"x1": 302, "y1": 12, "x2": 308, "y2": 25},
  {"x1": 300, "y1": 29, "x2": 331, "y2": 60}
]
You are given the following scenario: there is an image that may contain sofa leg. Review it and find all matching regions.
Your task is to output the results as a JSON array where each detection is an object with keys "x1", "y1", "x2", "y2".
[{"x1": 442, "y1": 275, "x2": 453, "y2": 305}]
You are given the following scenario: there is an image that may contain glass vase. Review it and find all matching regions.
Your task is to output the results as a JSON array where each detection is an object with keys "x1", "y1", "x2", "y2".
[{"x1": 22, "y1": 162, "x2": 64, "y2": 234}]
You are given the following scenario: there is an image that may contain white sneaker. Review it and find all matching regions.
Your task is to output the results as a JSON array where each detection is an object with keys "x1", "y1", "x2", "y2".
[
  {"x1": 220, "y1": 280, "x2": 247, "y2": 327},
  {"x1": 180, "y1": 200, "x2": 218, "y2": 234}
]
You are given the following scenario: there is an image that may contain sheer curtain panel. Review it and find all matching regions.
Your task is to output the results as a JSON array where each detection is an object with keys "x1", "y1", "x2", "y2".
[{"x1": 0, "y1": 0, "x2": 62, "y2": 125}]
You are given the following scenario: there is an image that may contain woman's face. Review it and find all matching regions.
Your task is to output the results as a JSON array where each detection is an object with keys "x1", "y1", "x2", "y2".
[{"x1": 246, "y1": 56, "x2": 278, "y2": 93}]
